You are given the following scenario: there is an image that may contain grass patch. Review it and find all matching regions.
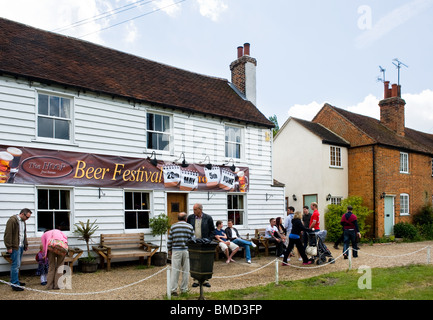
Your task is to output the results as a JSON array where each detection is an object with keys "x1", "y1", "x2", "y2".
[{"x1": 177, "y1": 264, "x2": 433, "y2": 300}]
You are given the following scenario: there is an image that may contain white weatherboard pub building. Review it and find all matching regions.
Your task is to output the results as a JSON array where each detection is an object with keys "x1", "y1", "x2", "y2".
[{"x1": 0, "y1": 18, "x2": 284, "y2": 271}]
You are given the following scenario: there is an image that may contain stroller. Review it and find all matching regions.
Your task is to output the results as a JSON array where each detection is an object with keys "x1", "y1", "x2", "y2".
[{"x1": 306, "y1": 230, "x2": 334, "y2": 265}]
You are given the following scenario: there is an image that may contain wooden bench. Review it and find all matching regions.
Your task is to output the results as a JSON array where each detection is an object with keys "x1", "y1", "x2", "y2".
[
  {"x1": 1, "y1": 237, "x2": 83, "y2": 274},
  {"x1": 214, "y1": 233, "x2": 251, "y2": 261},
  {"x1": 252, "y1": 229, "x2": 277, "y2": 256},
  {"x1": 92, "y1": 233, "x2": 159, "y2": 271}
]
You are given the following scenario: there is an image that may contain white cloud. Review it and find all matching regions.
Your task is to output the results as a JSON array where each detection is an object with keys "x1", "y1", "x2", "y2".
[
  {"x1": 286, "y1": 90, "x2": 433, "y2": 133},
  {"x1": 152, "y1": 0, "x2": 182, "y2": 17},
  {"x1": 0, "y1": 0, "x2": 111, "y2": 45},
  {"x1": 355, "y1": 0, "x2": 433, "y2": 48},
  {"x1": 196, "y1": 0, "x2": 228, "y2": 21},
  {"x1": 124, "y1": 20, "x2": 138, "y2": 43},
  {"x1": 287, "y1": 101, "x2": 324, "y2": 121}
]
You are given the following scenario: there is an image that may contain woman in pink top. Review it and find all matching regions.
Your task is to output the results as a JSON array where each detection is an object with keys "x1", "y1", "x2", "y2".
[{"x1": 41, "y1": 229, "x2": 68, "y2": 290}]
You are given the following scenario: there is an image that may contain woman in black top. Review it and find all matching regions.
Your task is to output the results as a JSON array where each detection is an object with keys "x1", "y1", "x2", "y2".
[{"x1": 282, "y1": 211, "x2": 313, "y2": 265}]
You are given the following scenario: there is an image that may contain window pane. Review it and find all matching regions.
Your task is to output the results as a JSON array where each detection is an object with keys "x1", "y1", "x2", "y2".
[
  {"x1": 155, "y1": 114, "x2": 162, "y2": 132},
  {"x1": 55, "y1": 119, "x2": 70, "y2": 140},
  {"x1": 55, "y1": 211, "x2": 70, "y2": 231},
  {"x1": 38, "y1": 189, "x2": 48, "y2": 209},
  {"x1": 38, "y1": 94, "x2": 49, "y2": 115},
  {"x1": 125, "y1": 192, "x2": 133, "y2": 210},
  {"x1": 60, "y1": 190, "x2": 70, "y2": 209},
  {"x1": 133, "y1": 192, "x2": 142, "y2": 209},
  {"x1": 147, "y1": 132, "x2": 157, "y2": 149},
  {"x1": 49, "y1": 96, "x2": 60, "y2": 117},
  {"x1": 49, "y1": 190, "x2": 59, "y2": 209},
  {"x1": 38, "y1": 211, "x2": 53, "y2": 232},
  {"x1": 162, "y1": 115, "x2": 170, "y2": 133},
  {"x1": 60, "y1": 98, "x2": 70, "y2": 118},
  {"x1": 125, "y1": 211, "x2": 137, "y2": 229},
  {"x1": 141, "y1": 193, "x2": 150, "y2": 210},
  {"x1": 137, "y1": 211, "x2": 149, "y2": 228},
  {"x1": 38, "y1": 117, "x2": 53, "y2": 138},
  {"x1": 147, "y1": 113, "x2": 154, "y2": 131}
]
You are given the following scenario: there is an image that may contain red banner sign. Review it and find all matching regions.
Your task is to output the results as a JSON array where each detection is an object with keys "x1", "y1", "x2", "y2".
[{"x1": 0, "y1": 145, "x2": 249, "y2": 192}]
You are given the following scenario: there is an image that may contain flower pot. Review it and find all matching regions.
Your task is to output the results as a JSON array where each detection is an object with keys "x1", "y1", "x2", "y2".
[
  {"x1": 78, "y1": 258, "x2": 98, "y2": 273},
  {"x1": 152, "y1": 252, "x2": 167, "y2": 266}
]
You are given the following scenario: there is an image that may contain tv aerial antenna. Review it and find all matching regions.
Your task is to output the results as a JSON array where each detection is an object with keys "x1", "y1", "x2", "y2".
[
  {"x1": 377, "y1": 65, "x2": 386, "y2": 83},
  {"x1": 392, "y1": 58, "x2": 408, "y2": 86}
]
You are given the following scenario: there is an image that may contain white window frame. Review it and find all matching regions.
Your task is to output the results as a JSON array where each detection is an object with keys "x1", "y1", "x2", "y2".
[
  {"x1": 227, "y1": 193, "x2": 246, "y2": 226},
  {"x1": 124, "y1": 190, "x2": 152, "y2": 230},
  {"x1": 330, "y1": 146, "x2": 342, "y2": 168},
  {"x1": 36, "y1": 187, "x2": 72, "y2": 233},
  {"x1": 35, "y1": 91, "x2": 74, "y2": 144},
  {"x1": 330, "y1": 197, "x2": 343, "y2": 205},
  {"x1": 400, "y1": 152, "x2": 409, "y2": 173},
  {"x1": 400, "y1": 193, "x2": 410, "y2": 216},
  {"x1": 146, "y1": 111, "x2": 172, "y2": 153},
  {"x1": 225, "y1": 124, "x2": 243, "y2": 160}
]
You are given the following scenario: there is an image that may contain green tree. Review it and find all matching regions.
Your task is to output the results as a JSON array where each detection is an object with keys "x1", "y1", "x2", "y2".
[
  {"x1": 324, "y1": 196, "x2": 372, "y2": 242},
  {"x1": 269, "y1": 114, "x2": 279, "y2": 137}
]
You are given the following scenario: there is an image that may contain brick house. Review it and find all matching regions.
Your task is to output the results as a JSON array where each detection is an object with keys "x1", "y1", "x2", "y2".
[{"x1": 313, "y1": 82, "x2": 433, "y2": 237}]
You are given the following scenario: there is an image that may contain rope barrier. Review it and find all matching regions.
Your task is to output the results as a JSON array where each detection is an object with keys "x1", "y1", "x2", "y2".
[
  {"x1": 0, "y1": 266, "x2": 168, "y2": 296},
  {"x1": 1, "y1": 244, "x2": 431, "y2": 297}
]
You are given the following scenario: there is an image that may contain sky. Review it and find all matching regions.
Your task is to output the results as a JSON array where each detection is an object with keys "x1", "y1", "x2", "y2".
[{"x1": 1, "y1": 0, "x2": 433, "y2": 133}]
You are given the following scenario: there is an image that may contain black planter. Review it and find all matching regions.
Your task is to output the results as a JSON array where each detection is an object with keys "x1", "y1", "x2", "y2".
[
  {"x1": 187, "y1": 240, "x2": 218, "y2": 300},
  {"x1": 152, "y1": 252, "x2": 167, "y2": 266},
  {"x1": 78, "y1": 259, "x2": 98, "y2": 273}
]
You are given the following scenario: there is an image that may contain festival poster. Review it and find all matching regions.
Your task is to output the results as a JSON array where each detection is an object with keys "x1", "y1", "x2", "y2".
[{"x1": 0, "y1": 145, "x2": 249, "y2": 192}]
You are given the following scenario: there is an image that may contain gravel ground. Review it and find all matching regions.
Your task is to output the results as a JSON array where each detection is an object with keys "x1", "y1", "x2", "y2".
[{"x1": 1, "y1": 240, "x2": 432, "y2": 300}]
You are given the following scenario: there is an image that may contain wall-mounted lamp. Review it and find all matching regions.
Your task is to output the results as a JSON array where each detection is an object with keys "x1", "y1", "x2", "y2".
[
  {"x1": 380, "y1": 192, "x2": 386, "y2": 199},
  {"x1": 223, "y1": 158, "x2": 236, "y2": 172},
  {"x1": 146, "y1": 151, "x2": 158, "y2": 166},
  {"x1": 326, "y1": 194, "x2": 332, "y2": 201},
  {"x1": 98, "y1": 188, "x2": 106, "y2": 199},
  {"x1": 174, "y1": 152, "x2": 189, "y2": 167},
  {"x1": 200, "y1": 155, "x2": 213, "y2": 170},
  {"x1": 266, "y1": 193, "x2": 274, "y2": 201},
  {"x1": 292, "y1": 194, "x2": 297, "y2": 201}
]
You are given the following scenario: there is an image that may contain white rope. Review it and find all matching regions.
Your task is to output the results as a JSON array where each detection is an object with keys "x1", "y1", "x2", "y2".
[
  {"x1": 0, "y1": 266, "x2": 168, "y2": 296},
  {"x1": 2, "y1": 245, "x2": 431, "y2": 297},
  {"x1": 353, "y1": 245, "x2": 431, "y2": 258}
]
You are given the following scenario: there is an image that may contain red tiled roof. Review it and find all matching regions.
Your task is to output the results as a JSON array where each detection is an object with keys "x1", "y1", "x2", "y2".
[
  {"x1": 328, "y1": 105, "x2": 433, "y2": 156},
  {"x1": 0, "y1": 18, "x2": 273, "y2": 128}
]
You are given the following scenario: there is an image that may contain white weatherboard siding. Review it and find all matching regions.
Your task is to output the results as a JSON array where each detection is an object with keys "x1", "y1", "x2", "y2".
[
  {"x1": 273, "y1": 118, "x2": 348, "y2": 229},
  {"x1": 0, "y1": 76, "x2": 283, "y2": 272}
]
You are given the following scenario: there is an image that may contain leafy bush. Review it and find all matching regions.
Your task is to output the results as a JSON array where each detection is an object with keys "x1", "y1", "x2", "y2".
[
  {"x1": 393, "y1": 222, "x2": 418, "y2": 240},
  {"x1": 413, "y1": 204, "x2": 433, "y2": 226},
  {"x1": 417, "y1": 223, "x2": 433, "y2": 240},
  {"x1": 324, "y1": 196, "x2": 372, "y2": 242}
]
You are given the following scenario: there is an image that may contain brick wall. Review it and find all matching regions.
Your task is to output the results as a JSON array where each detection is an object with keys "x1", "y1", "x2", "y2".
[{"x1": 315, "y1": 104, "x2": 433, "y2": 237}]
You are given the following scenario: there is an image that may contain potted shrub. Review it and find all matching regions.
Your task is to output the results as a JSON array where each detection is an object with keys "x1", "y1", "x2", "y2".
[
  {"x1": 74, "y1": 219, "x2": 99, "y2": 273},
  {"x1": 149, "y1": 214, "x2": 170, "y2": 266}
]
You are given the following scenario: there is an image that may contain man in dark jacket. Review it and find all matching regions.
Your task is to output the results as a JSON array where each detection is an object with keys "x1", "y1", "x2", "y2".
[
  {"x1": 187, "y1": 203, "x2": 215, "y2": 241},
  {"x1": 341, "y1": 205, "x2": 361, "y2": 258},
  {"x1": 187, "y1": 203, "x2": 215, "y2": 287},
  {"x1": 3, "y1": 208, "x2": 32, "y2": 291}
]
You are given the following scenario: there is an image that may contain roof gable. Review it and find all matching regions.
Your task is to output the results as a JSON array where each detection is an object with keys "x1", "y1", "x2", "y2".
[
  {"x1": 0, "y1": 18, "x2": 273, "y2": 128},
  {"x1": 315, "y1": 103, "x2": 433, "y2": 156}
]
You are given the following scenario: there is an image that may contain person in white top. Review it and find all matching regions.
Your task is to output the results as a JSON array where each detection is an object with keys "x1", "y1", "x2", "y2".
[{"x1": 265, "y1": 218, "x2": 285, "y2": 257}]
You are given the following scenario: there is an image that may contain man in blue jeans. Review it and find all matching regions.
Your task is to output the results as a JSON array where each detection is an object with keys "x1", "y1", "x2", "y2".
[
  {"x1": 225, "y1": 219, "x2": 256, "y2": 264},
  {"x1": 4, "y1": 208, "x2": 32, "y2": 291}
]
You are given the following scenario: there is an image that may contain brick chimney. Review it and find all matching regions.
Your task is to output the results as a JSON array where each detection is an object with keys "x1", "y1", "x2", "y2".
[
  {"x1": 379, "y1": 81, "x2": 406, "y2": 136},
  {"x1": 230, "y1": 43, "x2": 257, "y2": 105}
]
